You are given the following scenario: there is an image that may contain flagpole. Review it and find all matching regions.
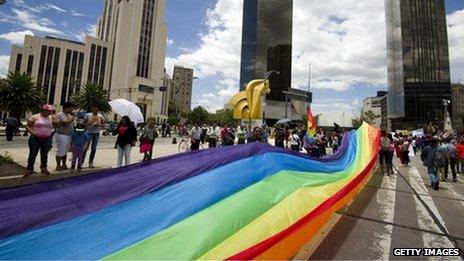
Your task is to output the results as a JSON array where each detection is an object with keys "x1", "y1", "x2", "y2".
[{"x1": 308, "y1": 63, "x2": 311, "y2": 110}]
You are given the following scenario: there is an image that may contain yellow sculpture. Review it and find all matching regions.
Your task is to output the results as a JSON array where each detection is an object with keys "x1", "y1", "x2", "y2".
[{"x1": 229, "y1": 79, "x2": 270, "y2": 120}]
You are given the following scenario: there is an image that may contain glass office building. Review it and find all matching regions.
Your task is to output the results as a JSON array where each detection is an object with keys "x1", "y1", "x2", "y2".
[
  {"x1": 239, "y1": 0, "x2": 293, "y2": 102},
  {"x1": 385, "y1": 0, "x2": 451, "y2": 129}
]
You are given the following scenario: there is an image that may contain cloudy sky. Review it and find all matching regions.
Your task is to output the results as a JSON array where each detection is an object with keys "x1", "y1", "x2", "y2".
[{"x1": 0, "y1": 0, "x2": 463, "y2": 114}]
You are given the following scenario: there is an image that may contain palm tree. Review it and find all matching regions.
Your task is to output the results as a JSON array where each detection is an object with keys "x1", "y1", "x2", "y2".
[
  {"x1": 72, "y1": 82, "x2": 111, "y2": 113},
  {"x1": 0, "y1": 72, "x2": 45, "y2": 120}
]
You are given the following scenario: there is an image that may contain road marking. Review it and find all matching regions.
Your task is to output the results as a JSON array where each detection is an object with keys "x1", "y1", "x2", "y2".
[
  {"x1": 371, "y1": 173, "x2": 397, "y2": 260},
  {"x1": 406, "y1": 166, "x2": 458, "y2": 254}
]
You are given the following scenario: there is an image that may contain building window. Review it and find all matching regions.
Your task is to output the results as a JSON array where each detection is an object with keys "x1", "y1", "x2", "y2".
[
  {"x1": 99, "y1": 47, "x2": 107, "y2": 86},
  {"x1": 15, "y1": 53, "x2": 22, "y2": 73},
  {"x1": 137, "y1": 0, "x2": 155, "y2": 78},
  {"x1": 43, "y1": 46, "x2": 55, "y2": 100},
  {"x1": 26, "y1": 55, "x2": 34, "y2": 75},
  {"x1": 105, "y1": 0, "x2": 113, "y2": 41},
  {"x1": 88, "y1": 44, "x2": 96, "y2": 83},
  {"x1": 37, "y1": 45, "x2": 47, "y2": 87},
  {"x1": 61, "y1": 50, "x2": 72, "y2": 105},
  {"x1": 49, "y1": 47, "x2": 60, "y2": 104},
  {"x1": 94, "y1": 45, "x2": 102, "y2": 85},
  {"x1": 69, "y1": 51, "x2": 79, "y2": 99},
  {"x1": 76, "y1": 52, "x2": 84, "y2": 94}
]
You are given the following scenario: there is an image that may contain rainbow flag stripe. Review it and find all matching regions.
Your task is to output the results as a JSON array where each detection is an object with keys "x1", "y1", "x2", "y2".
[
  {"x1": 0, "y1": 123, "x2": 380, "y2": 260},
  {"x1": 307, "y1": 106, "x2": 317, "y2": 137}
]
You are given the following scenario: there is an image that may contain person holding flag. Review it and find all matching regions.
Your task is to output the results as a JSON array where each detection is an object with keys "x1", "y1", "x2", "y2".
[
  {"x1": 307, "y1": 105, "x2": 317, "y2": 137},
  {"x1": 303, "y1": 106, "x2": 319, "y2": 156}
]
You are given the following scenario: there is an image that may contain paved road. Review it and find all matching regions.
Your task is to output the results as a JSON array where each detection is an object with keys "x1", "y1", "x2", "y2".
[{"x1": 304, "y1": 156, "x2": 464, "y2": 260}]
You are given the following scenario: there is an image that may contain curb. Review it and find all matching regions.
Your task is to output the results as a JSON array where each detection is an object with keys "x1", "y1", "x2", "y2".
[{"x1": 0, "y1": 167, "x2": 110, "y2": 189}]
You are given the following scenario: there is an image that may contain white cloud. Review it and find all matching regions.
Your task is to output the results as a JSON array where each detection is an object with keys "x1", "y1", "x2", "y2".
[
  {"x1": 168, "y1": 1, "x2": 464, "y2": 111},
  {"x1": 311, "y1": 98, "x2": 361, "y2": 114},
  {"x1": 70, "y1": 10, "x2": 88, "y2": 17},
  {"x1": 5, "y1": 8, "x2": 63, "y2": 35},
  {"x1": 167, "y1": 38, "x2": 174, "y2": 46},
  {"x1": 203, "y1": 93, "x2": 216, "y2": 98},
  {"x1": 28, "y1": 3, "x2": 66, "y2": 13},
  {"x1": 0, "y1": 55, "x2": 10, "y2": 78},
  {"x1": 447, "y1": 10, "x2": 464, "y2": 83},
  {"x1": 12, "y1": 1, "x2": 67, "y2": 14},
  {"x1": 292, "y1": 0, "x2": 388, "y2": 91},
  {"x1": 0, "y1": 30, "x2": 34, "y2": 44},
  {"x1": 78, "y1": 24, "x2": 97, "y2": 41},
  {"x1": 11, "y1": 0, "x2": 25, "y2": 6}
]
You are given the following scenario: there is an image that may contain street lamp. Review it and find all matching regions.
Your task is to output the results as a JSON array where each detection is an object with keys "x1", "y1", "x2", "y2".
[{"x1": 443, "y1": 99, "x2": 452, "y2": 131}]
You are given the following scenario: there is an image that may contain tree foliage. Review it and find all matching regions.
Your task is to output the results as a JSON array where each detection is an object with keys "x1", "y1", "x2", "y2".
[
  {"x1": 0, "y1": 72, "x2": 45, "y2": 119},
  {"x1": 72, "y1": 82, "x2": 111, "y2": 113},
  {"x1": 168, "y1": 100, "x2": 178, "y2": 117},
  {"x1": 187, "y1": 106, "x2": 209, "y2": 125}
]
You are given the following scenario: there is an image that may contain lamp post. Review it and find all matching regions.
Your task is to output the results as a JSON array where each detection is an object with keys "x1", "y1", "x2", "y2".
[{"x1": 443, "y1": 99, "x2": 452, "y2": 132}]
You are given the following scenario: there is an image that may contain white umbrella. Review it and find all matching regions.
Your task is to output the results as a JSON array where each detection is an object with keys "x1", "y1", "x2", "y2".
[{"x1": 109, "y1": 99, "x2": 145, "y2": 124}]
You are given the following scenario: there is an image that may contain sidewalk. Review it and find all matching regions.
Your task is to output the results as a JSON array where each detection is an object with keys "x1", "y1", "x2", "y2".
[{"x1": 0, "y1": 135, "x2": 185, "y2": 188}]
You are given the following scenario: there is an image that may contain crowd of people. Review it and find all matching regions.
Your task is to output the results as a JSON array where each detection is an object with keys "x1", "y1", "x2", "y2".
[
  {"x1": 21, "y1": 102, "x2": 158, "y2": 177},
  {"x1": 18, "y1": 105, "x2": 346, "y2": 177},
  {"x1": 379, "y1": 130, "x2": 464, "y2": 190},
  {"x1": 184, "y1": 123, "x2": 343, "y2": 158},
  {"x1": 11, "y1": 103, "x2": 464, "y2": 188}
]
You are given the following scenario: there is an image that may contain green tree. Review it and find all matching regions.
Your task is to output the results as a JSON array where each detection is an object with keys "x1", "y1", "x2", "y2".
[
  {"x1": 72, "y1": 82, "x2": 111, "y2": 113},
  {"x1": 187, "y1": 106, "x2": 210, "y2": 125},
  {"x1": 167, "y1": 116, "x2": 179, "y2": 125},
  {"x1": 0, "y1": 72, "x2": 45, "y2": 120},
  {"x1": 212, "y1": 108, "x2": 237, "y2": 125},
  {"x1": 168, "y1": 100, "x2": 178, "y2": 117}
]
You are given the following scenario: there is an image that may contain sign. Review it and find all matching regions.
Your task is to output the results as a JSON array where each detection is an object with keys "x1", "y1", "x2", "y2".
[
  {"x1": 412, "y1": 129, "x2": 424, "y2": 137},
  {"x1": 138, "y1": 84, "x2": 154, "y2": 94}
]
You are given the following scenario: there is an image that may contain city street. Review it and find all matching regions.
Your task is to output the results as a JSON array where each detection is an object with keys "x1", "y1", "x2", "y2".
[{"x1": 297, "y1": 156, "x2": 464, "y2": 259}]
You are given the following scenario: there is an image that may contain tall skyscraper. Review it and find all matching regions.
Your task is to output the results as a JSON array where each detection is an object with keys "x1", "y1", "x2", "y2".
[
  {"x1": 170, "y1": 66, "x2": 194, "y2": 115},
  {"x1": 7, "y1": 0, "x2": 168, "y2": 122},
  {"x1": 239, "y1": 0, "x2": 292, "y2": 102},
  {"x1": 385, "y1": 0, "x2": 451, "y2": 129}
]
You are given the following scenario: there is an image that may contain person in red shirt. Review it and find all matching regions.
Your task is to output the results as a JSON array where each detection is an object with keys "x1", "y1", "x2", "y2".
[
  {"x1": 456, "y1": 140, "x2": 464, "y2": 174},
  {"x1": 220, "y1": 124, "x2": 233, "y2": 146}
]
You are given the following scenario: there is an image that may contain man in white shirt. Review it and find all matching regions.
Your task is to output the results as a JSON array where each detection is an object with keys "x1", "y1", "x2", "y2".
[{"x1": 190, "y1": 124, "x2": 202, "y2": 151}]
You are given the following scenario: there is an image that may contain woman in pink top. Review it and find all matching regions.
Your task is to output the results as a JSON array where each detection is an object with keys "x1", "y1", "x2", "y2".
[{"x1": 24, "y1": 104, "x2": 56, "y2": 177}]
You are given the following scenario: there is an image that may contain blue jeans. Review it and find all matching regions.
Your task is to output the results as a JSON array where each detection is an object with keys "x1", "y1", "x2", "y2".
[
  {"x1": 83, "y1": 133, "x2": 100, "y2": 163},
  {"x1": 427, "y1": 166, "x2": 438, "y2": 183}
]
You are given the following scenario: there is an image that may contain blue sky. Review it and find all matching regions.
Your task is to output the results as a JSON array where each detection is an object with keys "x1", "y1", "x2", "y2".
[{"x1": 0, "y1": 0, "x2": 463, "y2": 114}]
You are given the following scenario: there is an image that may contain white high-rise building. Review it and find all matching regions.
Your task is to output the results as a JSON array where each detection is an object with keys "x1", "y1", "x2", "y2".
[{"x1": 8, "y1": 0, "x2": 168, "y2": 122}]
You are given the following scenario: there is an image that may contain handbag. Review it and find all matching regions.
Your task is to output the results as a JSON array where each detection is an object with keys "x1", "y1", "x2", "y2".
[{"x1": 139, "y1": 142, "x2": 152, "y2": 153}]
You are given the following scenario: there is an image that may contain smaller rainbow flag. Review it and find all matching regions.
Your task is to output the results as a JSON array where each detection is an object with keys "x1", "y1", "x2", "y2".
[{"x1": 307, "y1": 105, "x2": 316, "y2": 137}]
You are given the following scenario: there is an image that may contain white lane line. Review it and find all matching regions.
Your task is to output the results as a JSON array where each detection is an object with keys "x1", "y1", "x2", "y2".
[
  {"x1": 371, "y1": 174, "x2": 397, "y2": 260},
  {"x1": 407, "y1": 166, "x2": 457, "y2": 254}
]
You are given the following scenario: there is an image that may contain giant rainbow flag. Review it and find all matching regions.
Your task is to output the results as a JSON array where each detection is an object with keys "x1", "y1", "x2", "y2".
[{"x1": 0, "y1": 123, "x2": 379, "y2": 260}]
